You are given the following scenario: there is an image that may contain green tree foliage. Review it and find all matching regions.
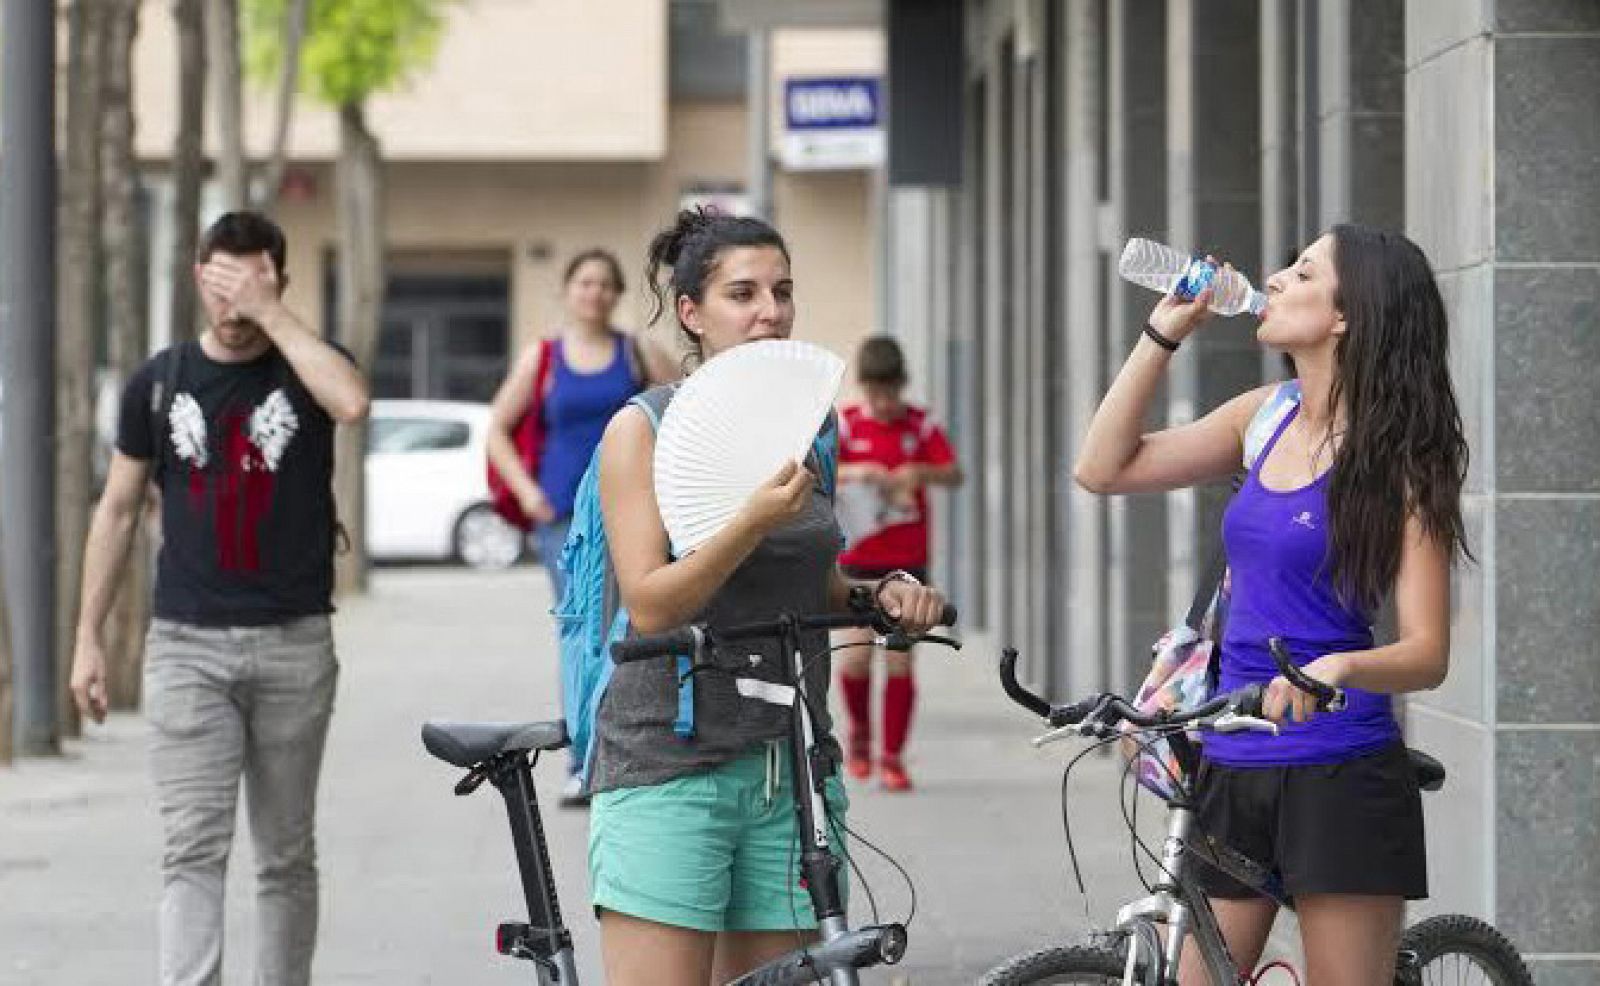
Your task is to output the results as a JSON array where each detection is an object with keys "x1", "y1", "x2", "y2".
[{"x1": 244, "y1": 0, "x2": 447, "y2": 106}]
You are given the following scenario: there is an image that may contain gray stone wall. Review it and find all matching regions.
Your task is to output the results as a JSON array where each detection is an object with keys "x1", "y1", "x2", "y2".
[
  {"x1": 1406, "y1": 1, "x2": 1600, "y2": 977},
  {"x1": 921, "y1": 2, "x2": 1593, "y2": 969}
]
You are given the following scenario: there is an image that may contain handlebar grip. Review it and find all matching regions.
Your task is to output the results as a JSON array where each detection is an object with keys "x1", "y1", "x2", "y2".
[
  {"x1": 1266, "y1": 637, "x2": 1344, "y2": 711},
  {"x1": 1048, "y1": 696, "x2": 1104, "y2": 729},
  {"x1": 939, "y1": 603, "x2": 958, "y2": 627},
  {"x1": 611, "y1": 627, "x2": 701, "y2": 664},
  {"x1": 998, "y1": 647, "x2": 1052, "y2": 718}
]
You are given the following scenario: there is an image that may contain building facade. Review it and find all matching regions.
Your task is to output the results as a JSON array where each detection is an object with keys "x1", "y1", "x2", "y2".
[
  {"x1": 131, "y1": 0, "x2": 888, "y2": 401},
  {"x1": 860, "y1": 1, "x2": 1597, "y2": 978}
]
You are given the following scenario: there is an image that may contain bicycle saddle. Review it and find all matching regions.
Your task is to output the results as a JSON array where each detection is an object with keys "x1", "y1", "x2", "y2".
[
  {"x1": 421, "y1": 720, "x2": 570, "y2": 769},
  {"x1": 1407, "y1": 747, "x2": 1446, "y2": 792}
]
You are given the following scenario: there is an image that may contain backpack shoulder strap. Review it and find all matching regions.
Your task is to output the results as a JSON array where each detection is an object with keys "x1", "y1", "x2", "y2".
[
  {"x1": 150, "y1": 342, "x2": 187, "y2": 483},
  {"x1": 811, "y1": 410, "x2": 839, "y2": 499},
  {"x1": 1243, "y1": 379, "x2": 1301, "y2": 470},
  {"x1": 153, "y1": 341, "x2": 185, "y2": 419}
]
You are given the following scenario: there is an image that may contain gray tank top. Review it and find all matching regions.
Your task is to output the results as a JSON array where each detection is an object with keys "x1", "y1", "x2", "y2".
[{"x1": 589, "y1": 384, "x2": 844, "y2": 793}]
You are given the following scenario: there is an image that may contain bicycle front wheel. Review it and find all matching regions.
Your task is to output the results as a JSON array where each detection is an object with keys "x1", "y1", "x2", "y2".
[
  {"x1": 978, "y1": 945, "x2": 1124, "y2": 986},
  {"x1": 1397, "y1": 914, "x2": 1534, "y2": 986}
]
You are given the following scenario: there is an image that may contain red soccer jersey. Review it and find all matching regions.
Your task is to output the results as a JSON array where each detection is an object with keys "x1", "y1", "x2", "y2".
[{"x1": 836, "y1": 402, "x2": 957, "y2": 569}]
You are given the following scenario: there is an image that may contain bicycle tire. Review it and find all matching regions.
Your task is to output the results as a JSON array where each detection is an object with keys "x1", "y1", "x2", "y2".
[
  {"x1": 978, "y1": 945, "x2": 1125, "y2": 986},
  {"x1": 1396, "y1": 914, "x2": 1534, "y2": 986}
]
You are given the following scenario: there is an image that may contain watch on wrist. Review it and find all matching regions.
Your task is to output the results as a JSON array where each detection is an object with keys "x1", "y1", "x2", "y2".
[{"x1": 873, "y1": 569, "x2": 922, "y2": 607}]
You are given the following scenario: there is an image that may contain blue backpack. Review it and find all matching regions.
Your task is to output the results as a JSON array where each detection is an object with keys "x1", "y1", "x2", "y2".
[{"x1": 555, "y1": 393, "x2": 838, "y2": 786}]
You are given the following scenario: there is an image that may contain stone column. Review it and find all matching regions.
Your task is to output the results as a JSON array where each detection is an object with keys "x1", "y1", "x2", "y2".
[
  {"x1": 1166, "y1": 0, "x2": 1262, "y2": 608},
  {"x1": 1259, "y1": 0, "x2": 1299, "y2": 380},
  {"x1": 1106, "y1": 0, "x2": 1170, "y2": 689},
  {"x1": 1406, "y1": 4, "x2": 1600, "y2": 980},
  {"x1": 1062, "y1": 0, "x2": 1105, "y2": 694},
  {"x1": 980, "y1": 30, "x2": 1011, "y2": 644},
  {"x1": 1317, "y1": 0, "x2": 1404, "y2": 230}
]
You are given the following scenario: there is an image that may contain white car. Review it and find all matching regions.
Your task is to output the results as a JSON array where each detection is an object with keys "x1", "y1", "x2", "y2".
[{"x1": 365, "y1": 400, "x2": 526, "y2": 569}]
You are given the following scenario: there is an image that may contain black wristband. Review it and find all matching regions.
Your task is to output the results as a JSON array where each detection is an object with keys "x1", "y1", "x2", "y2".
[{"x1": 1143, "y1": 322, "x2": 1181, "y2": 352}]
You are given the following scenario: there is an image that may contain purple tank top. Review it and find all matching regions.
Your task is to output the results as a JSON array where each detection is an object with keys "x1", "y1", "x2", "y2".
[{"x1": 1205, "y1": 404, "x2": 1399, "y2": 766}]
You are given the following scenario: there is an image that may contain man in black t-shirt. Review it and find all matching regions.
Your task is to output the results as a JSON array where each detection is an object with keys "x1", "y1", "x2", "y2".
[{"x1": 69, "y1": 212, "x2": 369, "y2": 986}]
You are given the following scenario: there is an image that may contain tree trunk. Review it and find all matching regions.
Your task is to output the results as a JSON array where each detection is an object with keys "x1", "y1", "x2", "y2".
[
  {"x1": 57, "y1": 0, "x2": 110, "y2": 739},
  {"x1": 169, "y1": 0, "x2": 207, "y2": 344},
  {"x1": 256, "y1": 0, "x2": 310, "y2": 214},
  {"x1": 102, "y1": 0, "x2": 151, "y2": 711},
  {"x1": 207, "y1": 0, "x2": 247, "y2": 210},
  {"x1": 333, "y1": 102, "x2": 384, "y2": 596}
]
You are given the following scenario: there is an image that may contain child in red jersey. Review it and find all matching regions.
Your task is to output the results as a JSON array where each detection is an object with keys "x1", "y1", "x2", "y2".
[{"x1": 833, "y1": 336, "x2": 963, "y2": 792}]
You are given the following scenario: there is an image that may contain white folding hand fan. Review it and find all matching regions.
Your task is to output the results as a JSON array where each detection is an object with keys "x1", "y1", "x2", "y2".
[{"x1": 655, "y1": 339, "x2": 846, "y2": 555}]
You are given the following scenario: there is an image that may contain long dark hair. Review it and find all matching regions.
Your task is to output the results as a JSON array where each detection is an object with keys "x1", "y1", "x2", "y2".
[
  {"x1": 1325, "y1": 224, "x2": 1470, "y2": 609},
  {"x1": 644, "y1": 208, "x2": 790, "y2": 364}
]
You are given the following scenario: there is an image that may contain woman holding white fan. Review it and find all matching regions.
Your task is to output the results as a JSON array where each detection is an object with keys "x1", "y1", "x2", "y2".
[{"x1": 590, "y1": 208, "x2": 948, "y2": 986}]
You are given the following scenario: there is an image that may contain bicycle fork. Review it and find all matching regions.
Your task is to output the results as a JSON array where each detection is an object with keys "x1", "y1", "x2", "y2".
[
  {"x1": 489, "y1": 754, "x2": 580, "y2": 986},
  {"x1": 1111, "y1": 806, "x2": 1241, "y2": 986}
]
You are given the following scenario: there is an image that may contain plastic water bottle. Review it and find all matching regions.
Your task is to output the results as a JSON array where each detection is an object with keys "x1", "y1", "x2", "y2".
[{"x1": 1117, "y1": 237, "x2": 1266, "y2": 317}]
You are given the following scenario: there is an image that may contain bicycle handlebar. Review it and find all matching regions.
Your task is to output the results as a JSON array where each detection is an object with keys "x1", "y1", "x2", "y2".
[
  {"x1": 612, "y1": 604, "x2": 959, "y2": 665},
  {"x1": 998, "y1": 646, "x2": 1267, "y2": 730}
]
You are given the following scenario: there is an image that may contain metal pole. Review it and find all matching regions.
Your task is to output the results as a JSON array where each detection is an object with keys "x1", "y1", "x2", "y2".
[
  {"x1": 1, "y1": 0, "x2": 61, "y2": 754},
  {"x1": 746, "y1": 28, "x2": 773, "y2": 221}
]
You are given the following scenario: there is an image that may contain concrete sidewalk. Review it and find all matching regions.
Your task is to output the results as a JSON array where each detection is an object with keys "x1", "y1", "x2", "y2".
[{"x1": 0, "y1": 568, "x2": 1292, "y2": 984}]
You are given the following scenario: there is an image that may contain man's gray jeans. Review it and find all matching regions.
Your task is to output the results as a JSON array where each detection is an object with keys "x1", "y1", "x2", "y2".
[{"x1": 144, "y1": 615, "x2": 339, "y2": 986}]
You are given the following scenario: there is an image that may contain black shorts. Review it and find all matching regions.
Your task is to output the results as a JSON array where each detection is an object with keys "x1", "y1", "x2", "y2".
[
  {"x1": 840, "y1": 565, "x2": 930, "y2": 585},
  {"x1": 1192, "y1": 741, "x2": 1428, "y2": 901}
]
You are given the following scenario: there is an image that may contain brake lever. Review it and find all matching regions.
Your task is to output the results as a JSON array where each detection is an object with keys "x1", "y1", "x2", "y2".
[
  {"x1": 881, "y1": 631, "x2": 962, "y2": 651},
  {"x1": 1032, "y1": 723, "x2": 1082, "y2": 748},
  {"x1": 1209, "y1": 712, "x2": 1279, "y2": 735}
]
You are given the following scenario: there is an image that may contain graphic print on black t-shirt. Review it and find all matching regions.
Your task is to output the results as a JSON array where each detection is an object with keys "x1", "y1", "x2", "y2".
[
  {"x1": 118, "y1": 341, "x2": 339, "y2": 626},
  {"x1": 166, "y1": 385, "x2": 300, "y2": 571}
]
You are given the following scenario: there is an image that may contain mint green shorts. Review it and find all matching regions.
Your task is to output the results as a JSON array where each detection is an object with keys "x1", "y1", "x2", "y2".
[{"x1": 588, "y1": 743, "x2": 850, "y2": 932}]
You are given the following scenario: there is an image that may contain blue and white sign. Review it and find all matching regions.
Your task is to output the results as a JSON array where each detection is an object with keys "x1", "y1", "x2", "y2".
[{"x1": 782, "y1": 76, "x2": 885, "y2": 171}]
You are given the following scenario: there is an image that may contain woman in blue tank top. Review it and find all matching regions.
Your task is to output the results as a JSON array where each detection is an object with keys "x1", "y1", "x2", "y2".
[
  {"x1": 487, "y1": 249, "x2": 665, "y2": 796},
  {"x1": 1076, "y1": 226, "x2": 1469, "y2": 984}
]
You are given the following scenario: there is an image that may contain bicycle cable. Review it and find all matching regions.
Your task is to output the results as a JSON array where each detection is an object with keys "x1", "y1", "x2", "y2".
[
  {"x1": 839, "y1": 819, "x2": 918, "y2": 928},
  {"x1": 1118, "y1": 727, "x2": 1194, "y2": 889},
  {"x1": 1058, "y1": 730, "x2": 1128, "y2": 933}
]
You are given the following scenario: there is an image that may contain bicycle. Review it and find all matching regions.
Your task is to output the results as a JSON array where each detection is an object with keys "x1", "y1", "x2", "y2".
[
  {"x1": 421, "y1": 596, "x2": 958, "y2": 986},
  {"x1": 979, "y1": 638, "x2": 1534, "y2": 986}
]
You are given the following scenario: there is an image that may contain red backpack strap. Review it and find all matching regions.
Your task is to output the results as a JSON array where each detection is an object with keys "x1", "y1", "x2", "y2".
[{"x1": 524, "y1": 337, "x2": 556, "y2": 459}]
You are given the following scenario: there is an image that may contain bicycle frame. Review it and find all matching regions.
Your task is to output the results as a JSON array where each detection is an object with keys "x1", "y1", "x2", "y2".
[{"x1": 467, "y1": 612, "x2": 913, "y2": 986}]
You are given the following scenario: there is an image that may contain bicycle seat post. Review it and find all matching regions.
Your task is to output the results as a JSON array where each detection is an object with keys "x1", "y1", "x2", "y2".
[{"x1": 489, "y1": 753, "x2": 579, "y2": 985}]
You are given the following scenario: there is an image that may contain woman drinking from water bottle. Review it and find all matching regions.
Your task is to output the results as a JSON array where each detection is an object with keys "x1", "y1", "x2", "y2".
[{"x1": 1075, "y1": 226, "x2": 1469, "y2": 986}]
